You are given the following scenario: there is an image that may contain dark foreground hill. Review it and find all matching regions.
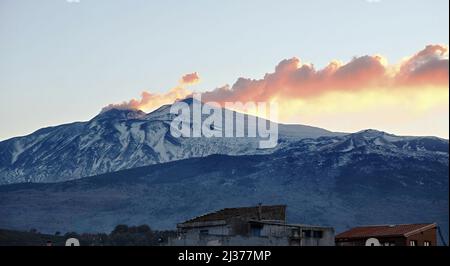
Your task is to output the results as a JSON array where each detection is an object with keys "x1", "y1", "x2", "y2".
[{"x1": 0, "y1": 130, "x2": 448, "y2": 242}]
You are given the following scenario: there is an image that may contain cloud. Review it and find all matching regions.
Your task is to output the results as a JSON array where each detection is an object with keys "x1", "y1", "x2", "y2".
[
  {"x1": 201, "y1": 45, "x2": 448, "y2": 104},
  {"x1": 181, "y1": 72, "x2": 200, "y2": 85},
  {"x1": 397, "y1": 45, "x2": 449, "y2": 86},
  {"x1": 100, "y1": 44, "x2": 448, "y2": 137}
]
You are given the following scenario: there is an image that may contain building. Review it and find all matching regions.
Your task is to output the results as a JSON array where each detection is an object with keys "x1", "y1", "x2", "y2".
[
  {"x1": 335, "y1": 223, "x2": 437, "y2": 246},
  {"x1": 168, "y1": 204, "x2": 335, "y2": 246}
]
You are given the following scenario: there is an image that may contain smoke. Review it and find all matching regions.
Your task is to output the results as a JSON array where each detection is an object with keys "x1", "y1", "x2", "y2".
[
  {"x1": 101, "y1": 72, "x2": 200, "y2": 112},
  {"x1": 102, "y1": 44, "x2": 448, "y2": 115},
  {"x1": 201, "y1": 44, "x2": 448, "y2": 104}
]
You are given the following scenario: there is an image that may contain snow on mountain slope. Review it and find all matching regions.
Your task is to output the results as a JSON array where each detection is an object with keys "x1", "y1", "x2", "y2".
[{"x1": 0, "y1": 99, "x2": 340, "y2": 184}]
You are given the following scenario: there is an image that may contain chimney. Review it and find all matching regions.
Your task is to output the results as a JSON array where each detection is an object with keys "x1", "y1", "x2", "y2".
[{"x1": 257, "y1": 203, "x2": 262, "y2": 220}]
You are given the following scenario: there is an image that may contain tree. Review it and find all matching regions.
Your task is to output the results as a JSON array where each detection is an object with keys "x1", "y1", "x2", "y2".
[
  {"x1": 111, "y1": 224, "x2": 129, "y2": 235},
  {"x1": 136, "y1": 224, "x2": 152, "y2": 233},
  {"x1": 64, "y1": 232, "x2": 79, "y2": 238}
]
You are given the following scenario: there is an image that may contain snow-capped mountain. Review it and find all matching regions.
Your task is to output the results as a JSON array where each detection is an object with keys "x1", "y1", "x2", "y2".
[
  {"x1": 0, "y1": 99, "x2": 340, "y2": 184},
  {"x1": 0, "y1": 100, "x2": 447, "y2": 240},
  {"x1": 0, "y1": 133, "x2": 447, "y2": 240}
]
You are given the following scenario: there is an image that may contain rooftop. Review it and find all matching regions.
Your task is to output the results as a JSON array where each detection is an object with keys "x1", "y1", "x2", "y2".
[
  {"x1": 179, "y1": 205, "x2": 287, "y2": 226},
  {"x1": 336, "y1": 223, "x2": 437, "y2": 240}
]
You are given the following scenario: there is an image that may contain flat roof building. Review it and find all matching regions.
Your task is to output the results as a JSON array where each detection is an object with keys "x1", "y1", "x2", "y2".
[{"x1": 168, "y1": 204, "x2": 335, "y2": 246}]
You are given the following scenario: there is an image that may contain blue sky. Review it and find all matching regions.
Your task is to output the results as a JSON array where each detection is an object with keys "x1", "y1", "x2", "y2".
[{"x1": 0, "y1": 0, "x2": 448, "y2": 140}]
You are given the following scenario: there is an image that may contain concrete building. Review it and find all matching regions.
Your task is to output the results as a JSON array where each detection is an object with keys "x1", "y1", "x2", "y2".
[
  {"x1": 168, "y1": 204, "x2": 335, "y2": 246},
  {"x1": 335, "y1": 223, "x2": 438, "y2": 246}
]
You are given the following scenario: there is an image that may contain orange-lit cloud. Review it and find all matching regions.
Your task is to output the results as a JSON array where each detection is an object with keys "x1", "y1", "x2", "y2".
[
  {"x1": 102, "y1": 72, "x2": 199, "y2": 112},
  {"x1": 202, "y1": 44, "x2": 448, "y2": 104},
  {"x1": 396, "y1": 45, "x2": 449, "y2": 86},
  {"x1": 103, "y1": 45, "x2": 449, "y2": 137},
  {"x1": 181, "y1": 72, "x2": 200, "y2": 85},
  {"x1": 197, "y1": 44, "x2": 448, "y2": 137}
]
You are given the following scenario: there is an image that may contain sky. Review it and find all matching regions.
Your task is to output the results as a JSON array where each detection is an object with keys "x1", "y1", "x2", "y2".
[{"x1": 0, "y1": 0, "x2": 448, "y2": 140}]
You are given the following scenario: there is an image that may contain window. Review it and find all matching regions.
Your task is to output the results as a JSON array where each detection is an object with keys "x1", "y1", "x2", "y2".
[
  {"x1": 303, "y1": 230, "x2": 312, "y2": 238},
  {"x1": 200, "y1": 229, "x2": 209, "y2": 236},
  {"x1": 424, "y1": 241, "x2": 431, "y2": 246},
  {"x1": 250, "y1": 226, "x2": 262, "y2": 237},
  {"x1": 409, "y1": 240, "x2": 417, "y2": 246},
  {"x1": 313, "y1": 230, "x2": 323, "y2": 238},
  {"x1": 292, "y1": 229, "x2": 300, "y2": 238}
]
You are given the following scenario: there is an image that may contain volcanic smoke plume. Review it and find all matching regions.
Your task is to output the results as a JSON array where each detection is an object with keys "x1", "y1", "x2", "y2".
[
  {"x1": 101, "y1": 45, "x2": 449, "y2": 138},
  {"x1": 104, "y1": 45, "x2": 448, "y2": 112},
  {"x1": 201, "y1": 44, "x2": 448, "y2": 104},
  {"x1": 102, "y1": 72, "x2": 200, "y2": 112}
]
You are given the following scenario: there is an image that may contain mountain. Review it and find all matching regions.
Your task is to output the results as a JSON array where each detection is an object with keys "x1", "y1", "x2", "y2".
[
  {"x1": 0, "y1": 130, "x2": 447, "y2": 242},
  {"x1": 0, "y1": 100, "x2": 448, "y2": 242},
  {"x1": 0, "y1": 99, "x2": 341, "y2": 184}
]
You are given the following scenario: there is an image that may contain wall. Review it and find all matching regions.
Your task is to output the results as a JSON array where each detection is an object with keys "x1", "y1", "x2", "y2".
[
  {"x1": 182, "y1": 224, "x2": 230, "y2": 237},
  {"x1": 406, "y1": 228, "x2": 437, "y2": 246},
  {"x1": 169, "y1": 234, "x2": 290, "y2": 246},
  {"x1": 336, "y1": 228, "x2": 438, "y2": 246},
  {"x1": 336, "y1": 237, "x2": 405, "y2": 246},
  {"x1": 169, "y1": 223, "x2": 335, "y2": 246},
  {"x1": 300, "y1": 228, "x2": 335, "y2": 246}
]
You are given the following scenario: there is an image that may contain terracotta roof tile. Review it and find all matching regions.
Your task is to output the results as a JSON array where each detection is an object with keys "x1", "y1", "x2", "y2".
[{"x1": 336, "y1": 223, "x2": 436, "y2": 239}]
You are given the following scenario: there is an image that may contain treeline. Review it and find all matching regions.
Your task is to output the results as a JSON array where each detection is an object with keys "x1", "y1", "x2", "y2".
[
  {"x1": 0, "y1": 225, "x2": 177, "y2": 246},
  {"x1": 65, "y1": 224, "x2": 176, "y2": 246}
]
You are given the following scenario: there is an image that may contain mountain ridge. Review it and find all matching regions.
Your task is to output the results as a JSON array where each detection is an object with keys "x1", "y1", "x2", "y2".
[{"x1": 0, "y1": 101, "x2": 342, "y2": 184}]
